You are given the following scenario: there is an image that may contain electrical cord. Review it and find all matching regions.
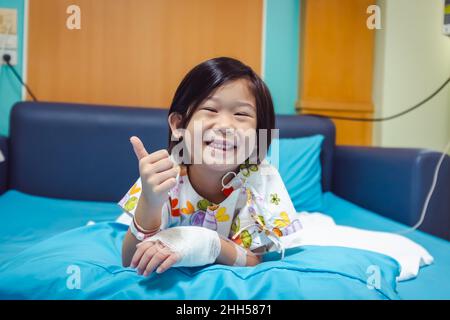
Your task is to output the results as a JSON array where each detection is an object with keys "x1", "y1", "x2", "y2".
[
  {"x1": 395, "y1": 139, "x2": 450, "y2": 235},
  {"x1": 2, "y1": 53, "x2": 38, "y2": 101},
  {"x1": 297, "y1": 76, "x2": 450, "y2": 234},
  {"x1": 1, "y1": 22, "x2": 38, "y2": 101},
  {"x1": 298, "y1": 76, "x2": 450, "y2": 122}
]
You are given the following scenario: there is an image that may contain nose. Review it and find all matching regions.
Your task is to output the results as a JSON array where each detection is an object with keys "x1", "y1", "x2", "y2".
[{"x1": 211, "y1": 112, "x2": 236, "y2": 133}]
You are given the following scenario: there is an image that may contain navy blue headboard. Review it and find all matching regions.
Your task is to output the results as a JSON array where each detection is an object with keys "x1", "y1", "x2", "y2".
[{"x1": 9, "y1": 102, "x2": 335, "y2": 201}]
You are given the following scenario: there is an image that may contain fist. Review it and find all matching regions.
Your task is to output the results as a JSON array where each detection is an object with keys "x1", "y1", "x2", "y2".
[{"x1": 130, "y1": 136, "x2": 179, "y2": 210}]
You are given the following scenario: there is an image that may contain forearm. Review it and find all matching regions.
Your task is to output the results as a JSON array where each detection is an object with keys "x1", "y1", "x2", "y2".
[
  {"x1": 122, "y1": 230, "x2": 141, "y2": 267},
  {"x1": 215, "y1": 238, "x2": 261, "y2": 267},
  {"x1": 122, "y1": 196, "x2": 162, "y2": 267}
]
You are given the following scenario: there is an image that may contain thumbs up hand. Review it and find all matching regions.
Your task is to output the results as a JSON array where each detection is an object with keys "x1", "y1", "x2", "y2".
[{"x1": 130, "y1": 136, "x2": 179, "y2": 210}]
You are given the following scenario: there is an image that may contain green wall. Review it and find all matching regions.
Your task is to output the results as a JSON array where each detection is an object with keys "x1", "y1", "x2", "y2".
[
  {"x1": 263, "y1": 0, "x2": 300, "y2": 115},
  {"x1": 0, "y1": 0, "x2": 25, "y2": 136}
]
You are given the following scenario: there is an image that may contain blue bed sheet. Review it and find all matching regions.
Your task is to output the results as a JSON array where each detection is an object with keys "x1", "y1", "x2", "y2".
[
  {"x1": 321, "y1": 192, "x2": 450, "y2": 299},
  {"x1": 0, "y1": 190, "x2": 121, "y2": 264},
  {"x1": 0, "y1": 190, "x2": 448, "y2": 299},
  {"x1": 0, "y1": 221, "x2": 400, "y2": 299}
]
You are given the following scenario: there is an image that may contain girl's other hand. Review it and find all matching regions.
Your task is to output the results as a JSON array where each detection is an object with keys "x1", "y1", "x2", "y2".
[
  {"x1": 131, "y1": 240, "x2": 180, "y2": 276},
  {"x1": 130, "y1": 136, "x2": 179, "y2": 211}
]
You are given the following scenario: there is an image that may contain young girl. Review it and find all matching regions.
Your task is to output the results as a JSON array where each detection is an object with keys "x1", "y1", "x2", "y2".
[{"x1": 118, "y1": 57, "x2": 302, "y2": 276}]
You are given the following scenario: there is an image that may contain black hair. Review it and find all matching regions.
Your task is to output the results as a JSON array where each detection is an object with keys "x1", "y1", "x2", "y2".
[{"x1": 167, "y1": 56, "x2": 275, "y2": 162}]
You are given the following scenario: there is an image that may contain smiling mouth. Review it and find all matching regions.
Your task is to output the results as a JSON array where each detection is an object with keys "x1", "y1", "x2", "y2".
[{"x1": 205, "y1": 139, "x2": 237, "y2": 151}]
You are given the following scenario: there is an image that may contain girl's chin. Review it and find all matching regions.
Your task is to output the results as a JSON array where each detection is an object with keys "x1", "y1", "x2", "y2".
[
  {"x1": 202, "y1": 162, "x2": 238, "y2": 173},
  {"x1": 201, "y1": 156, "x2": 239, "y2": 171}
]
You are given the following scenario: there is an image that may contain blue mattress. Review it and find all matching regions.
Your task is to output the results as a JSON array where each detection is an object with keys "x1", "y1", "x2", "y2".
[
  {"x1": 0, "y1": 190, "x2": 448, "y2": 299},
  {"x1": 321, "y1": 193, "x2": 450, "y2": 299}
]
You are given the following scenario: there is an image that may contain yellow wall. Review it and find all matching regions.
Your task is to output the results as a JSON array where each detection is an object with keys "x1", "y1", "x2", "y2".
[{"x1": 373, "y1": 0, "x2": 450, "y2": 152}]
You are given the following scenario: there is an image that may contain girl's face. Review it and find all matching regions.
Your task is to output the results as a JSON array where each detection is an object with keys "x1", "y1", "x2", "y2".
[{"x1": 175, "y1": 79, "x2": 258, "y2": 173}]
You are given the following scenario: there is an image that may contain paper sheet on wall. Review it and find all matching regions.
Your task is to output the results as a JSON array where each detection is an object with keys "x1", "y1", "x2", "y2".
[{"x1": 0, "y1": 8, "x2": 18, "y2": 65}]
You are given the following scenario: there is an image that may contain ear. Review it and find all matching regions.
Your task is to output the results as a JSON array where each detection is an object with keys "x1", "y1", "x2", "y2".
[{"x1": 168, "y1": 112, "x2": 183, "y2": 139}]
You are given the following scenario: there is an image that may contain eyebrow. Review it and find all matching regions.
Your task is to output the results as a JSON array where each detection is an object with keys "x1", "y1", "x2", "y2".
[{"x1": 207, "y1": 96, "x2": 255, "y2": 109}]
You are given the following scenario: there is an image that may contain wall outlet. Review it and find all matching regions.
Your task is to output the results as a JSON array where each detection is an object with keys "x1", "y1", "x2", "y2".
[{"x1": 1, "y1": 49, "x2": 17, "y2": 65}]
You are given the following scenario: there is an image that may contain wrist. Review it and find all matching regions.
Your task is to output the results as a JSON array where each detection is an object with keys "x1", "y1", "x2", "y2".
[
  {"x1": 130, "y1": 214, "x2": 161, "y2": 241},
  {"x1": 142, "y1": 192, "x2": 166, "y2": 212},
  {"x1": 134, "y1": 195, "x2": 163, "y2": 231}
]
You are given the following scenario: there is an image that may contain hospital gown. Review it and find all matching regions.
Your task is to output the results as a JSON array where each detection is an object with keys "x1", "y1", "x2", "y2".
[{"x1": 117, "y1": 161, "x2": 302, "y2": 255}]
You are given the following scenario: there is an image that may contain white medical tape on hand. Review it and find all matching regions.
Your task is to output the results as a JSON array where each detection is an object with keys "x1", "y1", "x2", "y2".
[
  {"x1": 143, "y1": 226, "x2": 221, "y2": 267},
  {"x1": 233, "y1": 243, "x2": 247, "y2": 267},
  {"x1": 219, "y1": 234, "x2": 248, "y2": 267}
]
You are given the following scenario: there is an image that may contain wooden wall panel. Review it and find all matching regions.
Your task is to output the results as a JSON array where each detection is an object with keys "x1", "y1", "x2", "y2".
[
  {"x1": 27, "y1": 0, "x2": 263, "y2": 108},
  {"x1": 301, "y1": 110, "x2": 373, "y2": 146},
  {"x1": 299, "y1": 0, "x2": 376, "y2": 145}
]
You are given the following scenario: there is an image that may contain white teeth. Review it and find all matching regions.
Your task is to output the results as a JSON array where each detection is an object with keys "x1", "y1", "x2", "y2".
[{"x1": 207, "y1": 140, "x2": 235, "y2": 150}]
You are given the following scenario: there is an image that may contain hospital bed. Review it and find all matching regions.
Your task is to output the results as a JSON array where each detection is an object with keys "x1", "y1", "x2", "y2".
[{"x1": 0, "y1": 101, "x2": 448, "y2": 299}]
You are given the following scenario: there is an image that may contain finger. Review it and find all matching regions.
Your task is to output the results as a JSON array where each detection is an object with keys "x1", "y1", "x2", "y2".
[
  {"x1": 130, "y1": 136, "x2": 149, "y2": 161},
  {"x1": 141, "y1": 157, "x2": 174, "y2": 176},
  {"x1": 150, "y1": 166, "x2": 179, "y2": 185},
  {"x1": 156, "y1": 253, "x2": 180, "y2": 274},
  {"x1": 146, "y1": 149, "x2": 170, "y2": 164},
  {"x1": 136, "y1": 244, "x2": 160, "y2": 275},
  {"x1": 130, "y1": 241, "x2": 153, "y2": 269},
  {"x1": 138, "y1": 151, "x2": 170, "y2": 172},
  {"x1": 130, "y1": 241, "x2": 155, "y2": 269},
  {"x1": 143, "y1": 246, "x2": 172, "y2": 276},
  {"x1": 153, "y1": 177, "x2": 177, "y2": 193}
]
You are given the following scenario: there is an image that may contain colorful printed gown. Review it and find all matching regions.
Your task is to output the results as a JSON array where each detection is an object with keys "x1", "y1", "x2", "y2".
[{"x1": 117, "y1": 162, "x2": 302, "y2": 255}]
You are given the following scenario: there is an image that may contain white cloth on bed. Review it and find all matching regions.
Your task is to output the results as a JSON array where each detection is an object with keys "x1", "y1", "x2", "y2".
[{"x1": 280, "y1": 212, "x2": 434, "y2": 282}]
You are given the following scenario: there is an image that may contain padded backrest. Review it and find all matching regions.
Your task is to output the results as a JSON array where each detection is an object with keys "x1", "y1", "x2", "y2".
[
  {"x1": 9, "y1": 102, "x2": 335, "y2": 201},
  {"x1": 276, "y1": 114, "x2": 335, "y2": 192}
]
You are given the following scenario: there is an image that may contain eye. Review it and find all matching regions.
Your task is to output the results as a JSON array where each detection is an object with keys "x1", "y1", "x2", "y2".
[
  {"x1": 202, "y1": 107, "x2": 218, "y2": 113},
  {"x1": 235, "y1": 112, "x2": 251, "y2": 117}
]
